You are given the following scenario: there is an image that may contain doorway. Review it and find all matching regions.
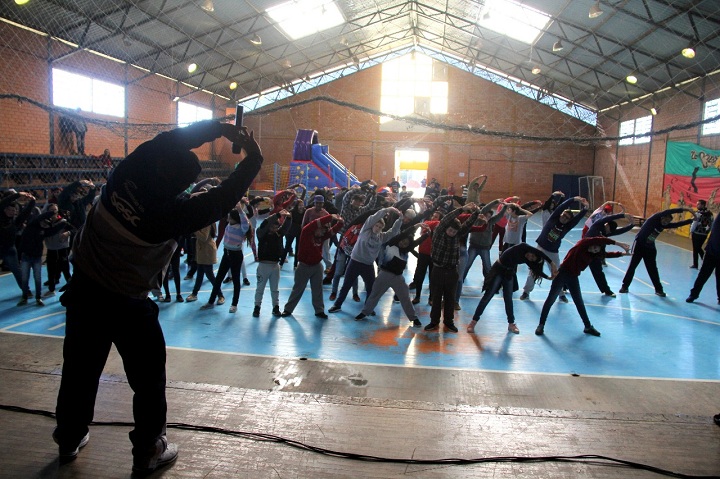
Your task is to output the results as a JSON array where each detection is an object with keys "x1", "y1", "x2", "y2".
[{"x1": 395, "y1": 148, "x2": 429, "y2": 198}]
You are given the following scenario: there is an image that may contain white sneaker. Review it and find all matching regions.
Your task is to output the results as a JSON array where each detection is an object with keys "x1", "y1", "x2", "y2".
[
  {"x1": 186, "y1": 294, "x2": 198, "y2": 302},
  {"x1": 229, "y1": 305, "x2": 237, "y2": 313}
]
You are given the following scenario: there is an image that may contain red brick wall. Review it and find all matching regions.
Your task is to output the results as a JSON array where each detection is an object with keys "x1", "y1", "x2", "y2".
[
  {"x1": 3, "y1": 20, "x2": 605, "y2": 200},
  {"x1": 595, "y1": 80, "x2": 720, "y2": 217}
]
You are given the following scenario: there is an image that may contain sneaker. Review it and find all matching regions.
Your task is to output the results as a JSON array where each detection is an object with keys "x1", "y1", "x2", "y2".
[
  {"x1": 199, "y1": 303, "x2": 214, "y2": 310},
  {"x1": 519, "y1": 292, "x2": 529, "y2": 300},
  {"x1": 619, "y1": 287, "x2": 629, "y2": 293},
  {"x1": 467, "y1": 319, "x2": 478, "y2": 333},
  {"x1": 176, "y1": 295, "x2": 184, "y2": 302},
  {"x1": 604, "y1": 291, "x2": 616, "y2": 297},
  {"x1": 223, "y1": 276, "x2": 232, "y2": 283},
  {"x1": 322, "y1": 277, "x2": 333, "y2": 285},
  {"x1": 58, "y1": 284, "x2": 68, "y2": 292},
  {"x1": 183, "y1": 275, "x2": 193, "y2": 280},
  {"x1": 42, "y1": 290, "x2": 56, "y2": 298},
  {"x1": 424, "y1": 322, "x2": 439, "y2": 331},
  {"x1": 355, "y1": 313, "x2": 367, "y2": 321},
  {"x1": 288, "y1": 251, "x2": 294, "y2": 257},
  {"x1": 353, "y1": 294, "x2": 361, "y2": 302},
  {"x1": 229, "y1": 305, "x2": 237, "y2": 313},
  {"x1": 328, "y1": 305, "x2": 341, "y2": 313},
  {"x1": 535, "y1": 324, "x2": 545, "y2": 336},
  {"x1": 272, "y1": 306, "x2": 282, "y2": 316},
  {"x1": 411, "y1": 296, "x2": 420, "y2": 305},
  {"x1": 583, "y1": 325, "x2": 601, "y2": 336},
  {"x1": 243, "y1": 278, "x2": 251, "y2": 286},
  {"x1": 454, "y1": 303, "x2": 461, "y2": 311},
  {"x1": 315, "y1": 312, "x2": 328, "y2": 319},
  {"x1": 685, "y1": 295, "x2": 697, "y2": 303},
  {"x1": 444, "y1": 322, "x2": 459, "y2": 333},
  {"x1": 217, "y1": 296, "x2": 226, "y2": 305},
  {"x1": 252, "y1": 306, "x2": 260, "y2": 317},
  {"x1": 559, "y1": 295, "x2": 569, "y2": 303},
  {"x1": 655, "y1": 291, "x2": 667, "y2": 297},
  {"x1": 393, "y1": 295, "x2": 400, "y2": 303},
  {"x1": 53, "y1": 430, "x2": 90, "y2": 462},
  {"x1": 408, "y1": 281, "x2": 416, "y2": 289},
  {"x1": 329, "y1": 292, "x2": 337, "y2": 301},
  {"x1": 507, "y1": 322, "x2": 519, "y2": 334},
  {"x1": 690, "y1": 265, "x2": 698, "y2": 269},
  {"x1": 411, "y1": 318, "x2": 422, "y2": 327},
  {"x1": 186, "y1": 294, "x2": 198, "y2": 302},
  {"x1": 162, "y1": 295, "x2": 172, "y2": 303},
  {"x1": 281, "y1": 310, "x2": 292, "y2": 317},
  {"x1": 36, "y1": 298, "x2": 45, "y2": 306},
  {"x1": 16, "y1": 298, "x2": 27, "y2": 306},
  {"x1": 132, "y1": 436, "x2": 178, "y2": 474}
]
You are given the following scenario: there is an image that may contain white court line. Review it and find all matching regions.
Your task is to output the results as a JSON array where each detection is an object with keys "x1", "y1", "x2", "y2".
[{"x1": 0, "y1": 311, "x2": 65, "y2": 332}]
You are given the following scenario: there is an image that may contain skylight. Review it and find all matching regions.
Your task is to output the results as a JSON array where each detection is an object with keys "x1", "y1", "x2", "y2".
[
  {"x1": 479, "y1": 0, "x2": 551, "y2": 44},
  {"x1": 266, "y1": 0, "x2": 345, "y2": 40}
]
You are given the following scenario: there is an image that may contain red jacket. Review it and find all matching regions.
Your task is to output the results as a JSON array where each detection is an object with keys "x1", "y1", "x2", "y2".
[
  {"x1": 297, "y1": 215, "x2": 343, "y2": 265},
  {"x1": 560, "y1": 236, "x2": 623, "y2": 276}
]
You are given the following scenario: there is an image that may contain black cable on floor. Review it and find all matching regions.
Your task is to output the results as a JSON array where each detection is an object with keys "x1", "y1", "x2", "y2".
[{"x1": 1, "y1": 403, "x2": 716, "y2": 479}]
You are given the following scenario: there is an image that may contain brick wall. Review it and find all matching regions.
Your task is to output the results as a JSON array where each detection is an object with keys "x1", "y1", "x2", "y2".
[
  {"x1": 0, "y1": 19, "x2": 655, "y2": 204},
  {"x1": 595, "y1": 80, "x2": 720, "y2": 217}
]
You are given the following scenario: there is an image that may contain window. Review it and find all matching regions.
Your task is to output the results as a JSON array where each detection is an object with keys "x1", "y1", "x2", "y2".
[
  {"x1": 266, "y1": 0, "x2": 344, "y2": 40},
  {"x1": 177, "y1": 102, "x2": 213, "y2": 127},
  {"x1": 702, "y1": 98, "x2": 720, "y2": 136},
  {"x1": 52, "y1": 68, "x2": 125, "y2": 117},
  {"x1": 478, "y1": 0, "x2": 551, "y2": 45},
  {"x1": 380, "y1": 53, "x2": 448, "y2": 123},
  {"x1": 618, "y1": 115, "x2": 652, "y2": 145}
]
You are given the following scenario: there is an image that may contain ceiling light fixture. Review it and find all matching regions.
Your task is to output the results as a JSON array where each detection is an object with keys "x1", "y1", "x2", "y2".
[
  {"x1": 589, "y1": 1, "x2": 603, "y2": 19},
  {"x1": 15, "y1": 0, "x2": 30, "y2": 4},
  {"x1": 200, "y1": 0, "x2": 214, "y2": 12},
  {"x1": 552, "y1": 40, "x2": 564, "y2": 52},
  {"x1": 650, "y1": 107, "x2": 658, "y2": 116},
  {"x1": 187, "y1": 63, "x2": 198, "y2": 73},
  {"x1": 250, "y1": 34, "x2": 262, "y2": 46},
  {"x1": 229, "y1": 81, "x2": 237, "y2": 90},
  {"x1": 681, "y1": 46, "x2": 696, "y2": 59},
  {"x1": 532, "y1": 66, "x2": 541, "y2": 75},
  {"x1": 172, "y1": 96, "x2": 180, "y2": 102},
  {"x1": 626, "y1": 74, "x2": 638, "y2": 84}
]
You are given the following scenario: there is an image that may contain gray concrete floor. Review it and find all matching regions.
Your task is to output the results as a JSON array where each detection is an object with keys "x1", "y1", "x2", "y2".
[{"x1": 0, "y1": 333, "x2": 718, "y2": 478}]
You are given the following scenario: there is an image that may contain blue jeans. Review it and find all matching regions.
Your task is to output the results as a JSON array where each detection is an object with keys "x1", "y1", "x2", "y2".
[
  {"x1": 538, "y1": 269, "x2": 592, "y2": 329},
  {"x1": 472, "y1": 267, "x2": 516, "y2": 322},
  {"x1": 331, "y1": 249, "x2": 358, "y2": 296},
  {"x1": 464, "y1": 246, "x2": 491, "y2": 280},
  {"x1": 1, "y1": 245, "x2": 23, "y2": 290},
  {"x1": 21, "y1": 253, "x2": 42, "y2": 299}
]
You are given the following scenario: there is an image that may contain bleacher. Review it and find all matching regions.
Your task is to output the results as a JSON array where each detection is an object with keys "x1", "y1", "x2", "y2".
[{"x1": 0, "y1": 153, "x2": 233, "y2": 200}]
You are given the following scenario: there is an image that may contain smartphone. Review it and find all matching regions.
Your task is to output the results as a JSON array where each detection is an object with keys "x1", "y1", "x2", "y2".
[{"x1": 232, "y1": 105, "x2": 244, "y2": 154}]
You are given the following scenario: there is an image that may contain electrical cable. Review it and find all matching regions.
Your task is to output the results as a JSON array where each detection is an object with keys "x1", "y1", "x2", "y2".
[
  {"x1": 0, "y1": 403, "x2": 715, "y2": 478},
  {"x1": 3, "y1": 93, "x2": 720, "y2": 146}
]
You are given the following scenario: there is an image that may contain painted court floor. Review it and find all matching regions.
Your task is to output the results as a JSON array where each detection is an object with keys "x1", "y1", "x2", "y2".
[{"x1": 1, "y1": 219, "x2": 719, "y2": 382}]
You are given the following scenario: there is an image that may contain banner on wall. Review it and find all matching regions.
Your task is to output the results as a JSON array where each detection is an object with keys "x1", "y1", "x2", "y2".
[{"x1": 663, "y1": 142, "x2": 720, "y2": 236}]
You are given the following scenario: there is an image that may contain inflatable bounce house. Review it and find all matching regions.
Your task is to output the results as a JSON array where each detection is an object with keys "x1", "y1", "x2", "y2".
[{"x1": 289, "y1": 129, "x2": 360, "y2": 190}]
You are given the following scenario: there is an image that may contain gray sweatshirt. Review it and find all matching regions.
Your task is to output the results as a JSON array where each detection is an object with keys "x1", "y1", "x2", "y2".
[{"x1": 350, "y1": 207, "x2": 402, "y2": 265}]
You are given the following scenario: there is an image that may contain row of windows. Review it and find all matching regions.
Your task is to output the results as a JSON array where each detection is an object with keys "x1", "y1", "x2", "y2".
[
  {"x1": 51, "y1": 68, "x2": 212, "y2": 127},
  {"x1": 52, "y1": 66, "x2": 720, "y2": 139},
  {"x1": 619, "y1": 98, "x2": 720, "y2": 145}
]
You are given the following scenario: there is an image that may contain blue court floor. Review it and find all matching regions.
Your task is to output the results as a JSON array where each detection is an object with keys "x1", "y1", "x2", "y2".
[{"x1": 1, "y1": 218, "x2": 719, "y2": 382}]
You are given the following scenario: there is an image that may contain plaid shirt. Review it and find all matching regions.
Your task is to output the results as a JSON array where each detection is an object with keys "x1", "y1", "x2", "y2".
[{"x1": 431, "y1": 207, "x2": 479, "y2": 268}]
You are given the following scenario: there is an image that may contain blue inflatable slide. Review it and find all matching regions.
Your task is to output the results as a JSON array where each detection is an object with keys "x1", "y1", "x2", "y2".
[{"x1": 289, "y1": 129, "x2": 359, "y2": 190}]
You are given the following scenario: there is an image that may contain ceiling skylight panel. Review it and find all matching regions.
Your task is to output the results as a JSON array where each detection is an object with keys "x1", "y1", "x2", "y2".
[
  {"x1": 266, "y1": 0, "x2": 345, "y2": 40},
  {"x1": 479, "y1": 0, "x2": 551, "y2": 44}
]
